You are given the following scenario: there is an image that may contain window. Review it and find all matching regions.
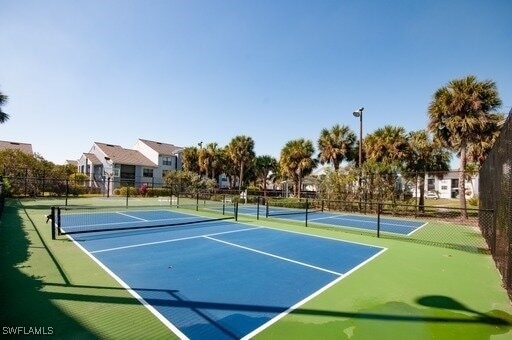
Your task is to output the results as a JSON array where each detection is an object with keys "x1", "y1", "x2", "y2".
[
  {"x1": 162, "y1": 156, "x2": 173, "y2": 166},
  {"x1": 143, "y1": 168, "x2": 154, "y2": 178},
  {"x1": 451, "y1": 179, "x2": 459, "y2": 188},
  {"x1": 427, "y1": 178, "x2": 435, "y2": 191},
  {"x1": 441, "y1": 185, "x2": 448, "y2": 190}
]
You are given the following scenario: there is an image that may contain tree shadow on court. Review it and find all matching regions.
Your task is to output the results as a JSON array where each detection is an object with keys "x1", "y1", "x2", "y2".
[
  {"x1": 36, "y1": 280, "x2": 512, "y2": 339},
  {"x1": 0, "y1": 199, "x2": 101, "y2": 338}
]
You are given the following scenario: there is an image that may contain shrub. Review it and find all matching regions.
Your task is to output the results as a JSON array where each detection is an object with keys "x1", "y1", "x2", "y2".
[{"x1": 468, "y1": 195, "x2": 479, "y2": 207}]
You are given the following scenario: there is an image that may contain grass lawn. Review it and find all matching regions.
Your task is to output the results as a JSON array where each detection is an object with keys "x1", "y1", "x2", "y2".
[{"x1": 1, "y1": 197, "x2": 511, "y2": 339}]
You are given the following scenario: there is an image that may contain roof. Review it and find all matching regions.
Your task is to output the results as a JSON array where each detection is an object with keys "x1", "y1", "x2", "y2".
[
  {"x1": 82, "y1": 153, "x2": 102, "y2": 165},
  {"x1": 95, "y1": 142, "x2": 156, "y2": 167},
  {"x1": 66, "y1": 160, "x2": 78, "y2": 166},
  {"x1": 0, "y1": 140, "x2": 33, "y2": 154},
  {"x1": 138, "y1": 138, "x2": 183, "y2": 156}
]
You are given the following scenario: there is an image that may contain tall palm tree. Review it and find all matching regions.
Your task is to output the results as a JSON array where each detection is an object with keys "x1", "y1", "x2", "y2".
[
  {"x1": 197, "y1": 146, "x2": 210, "y2": 177},
  {"x1": 254, "y1": 155, "x2": 278, "y2": 197},
  {"x1": 404, "y1": 130, "x2": 451, "y2": 209},
  {"x1": 205, "y1": 142, "x2": 221, "y2": 181},
  {"x1": 0, "y1": 89, "x2": 9, "y2": 123},
  {"x1": 317, "y1": 124, "x2": 357, "y2": 171},
  {"x1": 279, "y1": 139, "x2": 316, "y2": 198},
  {"x1": 226, "y1": 135, "x2": 255, "y2": 191},
  {"x1": 427, "y1": 75, "x2": 502, "y2": 215}
]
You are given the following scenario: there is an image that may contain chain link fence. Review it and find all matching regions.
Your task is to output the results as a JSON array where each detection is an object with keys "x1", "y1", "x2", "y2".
[{"x1": 479, "y1": 109, "x2": 512, "y2": 298}]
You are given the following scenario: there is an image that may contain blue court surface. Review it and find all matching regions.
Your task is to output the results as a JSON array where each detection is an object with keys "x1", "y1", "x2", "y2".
[
  {"x1": 64, "y1": 209, "x2": 385, "y2": 339},
  {"x1": 235, "y1": 204, "x2": 426, "y2": 236}
]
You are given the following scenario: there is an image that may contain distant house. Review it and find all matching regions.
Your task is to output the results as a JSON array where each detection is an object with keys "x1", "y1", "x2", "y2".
[
  {"x1": 413, "y1": 170, "x2": 478, "y2": 199},
  {"x1": 77, "y1": 140, "x2": 183, "y2": 196},
  {"x1": 0, "y1": 140, "x2": 33, "y2": 154}
]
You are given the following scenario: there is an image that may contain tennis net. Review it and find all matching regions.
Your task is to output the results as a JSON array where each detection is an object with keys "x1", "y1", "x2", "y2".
[{"x1": 50, "y1": 202, "x2": 238, "y2": 239}]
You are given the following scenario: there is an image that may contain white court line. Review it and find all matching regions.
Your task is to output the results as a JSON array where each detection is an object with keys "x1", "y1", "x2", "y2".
[
  {"x1": 204, "y1": 236, "x2": 344, "y2": 276},
  {"x1": 64, "y1": 234, "x2": 189, "y2": 339},
  {"x1": 242, "y1": 245, "x2": 387, "y2": 340},
  {"x1": 116, "y1": 211, "x2": 148, "y2": 221},
  {"x1": 90, "y1": 226, "x2": 262, "y2": 254}
]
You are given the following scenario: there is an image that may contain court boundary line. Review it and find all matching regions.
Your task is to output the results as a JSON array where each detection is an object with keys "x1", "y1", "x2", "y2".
[
  {"x1": 242, "y1": 244, "x2": 387, "y2": 339},
  {"x1": 90, "y1": 226, "x2": 263, "y2": 254},
  {"x1": 64, "y1": 234, "x2": 189, "y2": 339},
  {"x1": 204, "y1": 235, "x2": 344, "y2": 276}
]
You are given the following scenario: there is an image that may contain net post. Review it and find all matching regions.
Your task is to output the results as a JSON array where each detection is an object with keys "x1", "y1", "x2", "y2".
[
  {"x1": 265, "y1": 200, "x2": 269, "y2": 218},
  {"x1": 377, "y1": 203, "x2": 382, "y2": 238},
  {"x1": 321, "y1": 199, "x2": 324, "y2": 212},
  {"x1": 51, "y1": 207, "x2": 56, "y2": 240},
  {"x1": 57, "y1": 207, "x2": 62, "y2": 236},
  {"x1": 222, "y1": 196, "x2": 226, "y2": 215},
  {"x1": 126, "y1": 185, "x2": 129, "y2": 208},
  {"x1": 256, "y1": 196, "x2": 260, "y2": 220},
  {"x1": 305, "y1": 198, "x2": 309, "y2": 227},
  {"x1": 235, "y1": 201, "x2": 239, "y2": 221},
  {"x1": 196, "y1": 191, "x2": 199, "y2": 211}
]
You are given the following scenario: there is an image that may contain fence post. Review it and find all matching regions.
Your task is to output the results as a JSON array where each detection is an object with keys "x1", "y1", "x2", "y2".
[
  {"x1": 377, "y1": 203, "x2": 382, "y2": 238},
  {"x1": 65, "y1": 179, "x2": 69, "y2": 206},
  {"x1": 305, "y1": 198, "x2": 309, "y2": 227},
  {"x1": 256, "y1": 196, "x2": 260, "y2": 220}
]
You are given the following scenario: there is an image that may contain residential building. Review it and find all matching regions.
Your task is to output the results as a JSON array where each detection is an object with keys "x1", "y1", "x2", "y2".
[
  {"x1": 0, "y1": 140, "x2": 33, "y2": 154},
  {"x1": 77, "y1": 140, "x2": 184, "y2": 196},
  {"x1": 415, "y1": 170, "x2": 478, "y2": 199},
  {"x1": 132, "y1": 139, "x2": 183, "y2": 183}
]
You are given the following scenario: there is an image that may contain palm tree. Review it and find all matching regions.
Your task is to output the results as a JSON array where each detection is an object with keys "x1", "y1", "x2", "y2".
[
  {"x1": 226, "y1": 135, "x2": 255, "y2": 191},
  {"x1": 427, "y1": 75, "x2": 502, "y2": 215},
  {"x1": 466, "y1": 113, "x2": 505, "y2": 167},
  {"x1": 254, "y1": 155, "x2": 278, "y2": 197},
  {"x1": 363, "y1": 126, "x2": 409, "y2": 203},
  {"x1": 404, "y1": 130, "x2": 451, "y2": 209},
  {"x1": 181, "y1": 147, "x2": 200, "y2": 173},
  {"x1": 279, "y1": 139, "x2": 316, "y2": 198},
  {"x1": 205, "y1": 142, "x2": 222, "y2": 181},
  {"x1": 0, "y1": 89, "x2": 9, "y2": 123},
  {"x1": 317, "y1": 124, "x2": 357, "y2": 171},
  {"x1": 364, "y1": 125, "x2": 409, "y2": 164}
]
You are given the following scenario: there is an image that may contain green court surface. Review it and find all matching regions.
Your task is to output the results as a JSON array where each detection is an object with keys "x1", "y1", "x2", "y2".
[{"x1": 1, "y1": 197, "x2": 511, "y2": 339}]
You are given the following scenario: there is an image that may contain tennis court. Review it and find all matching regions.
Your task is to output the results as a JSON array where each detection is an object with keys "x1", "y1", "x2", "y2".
[
  {"x1": 55, "y1": 207, "x2": 385, "y2": 339},
  {"x1": 234, "y1": 204, "x2": 426, "y2": 236}
]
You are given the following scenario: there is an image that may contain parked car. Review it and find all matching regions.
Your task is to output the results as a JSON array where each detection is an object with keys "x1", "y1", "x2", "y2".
[{"x1": 425, "y1": 191, "x2": 439, "y2": 199}]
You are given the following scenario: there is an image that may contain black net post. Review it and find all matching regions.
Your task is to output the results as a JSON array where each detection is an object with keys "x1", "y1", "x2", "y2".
[
  {"x1": 265, "y1": 200, "x2": 269, "y2": 218},
  {"x1": 196, "y1": 191, "x2": 199, "y2": 211},
  {"x1": 51, "y1": 207, "x2": 56, "y2": 240},
  {"x1": 57, "y1": 207, "x2": 62, "y2": 236},
  {"x1": 235, "y1": 201, "x2": 239, "y2": 221}
]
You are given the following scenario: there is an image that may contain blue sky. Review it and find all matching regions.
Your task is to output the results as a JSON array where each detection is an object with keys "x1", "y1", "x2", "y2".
[{"x1": 0, "y1": 0, "x2": 511, "y2": 164}]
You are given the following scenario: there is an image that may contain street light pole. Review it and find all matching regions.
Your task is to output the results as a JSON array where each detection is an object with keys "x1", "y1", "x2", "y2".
[
  {"x1": 353, "y1": 107, "x2": 364, "y2": 212},
  {"x1": 352, "y1": 107, "x2": 364, "y2": 167}
]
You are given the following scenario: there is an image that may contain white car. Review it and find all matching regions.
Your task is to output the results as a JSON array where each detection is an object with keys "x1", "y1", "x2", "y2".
[{"x1": 425, "y1": 191, "x2": 439, "y2": 199}]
